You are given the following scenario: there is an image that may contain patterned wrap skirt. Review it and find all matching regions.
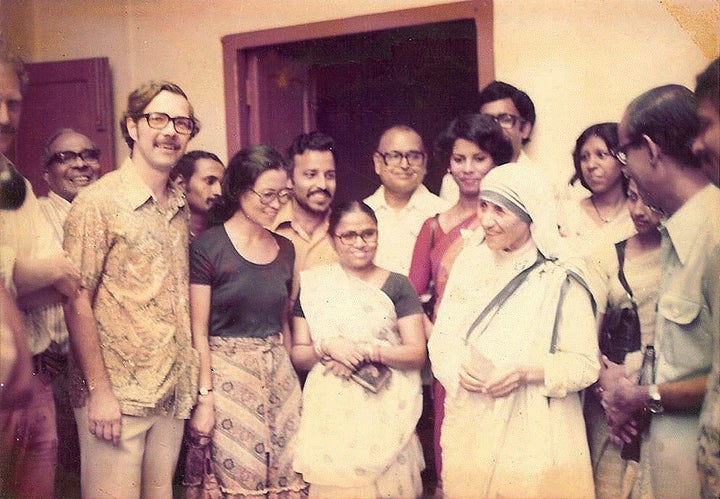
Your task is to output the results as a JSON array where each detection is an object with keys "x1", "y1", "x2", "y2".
[{"x1": 185, "y1": 335, "x2": 307, "y2": 498}]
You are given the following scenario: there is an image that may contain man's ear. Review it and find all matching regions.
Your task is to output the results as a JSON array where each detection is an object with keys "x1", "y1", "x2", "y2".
[
  {"x1": 42, "y1": 169, "x2": 51, "y2": 186},
  {"x1": 126, "y1": 117, "x2": 139, "y2": 143},
  {"x1": 642, "y1": 134, "x2": 661, "y2": 165},
  {"x1": 520, "y1": 120, "x2": 532, "y2": 141},
  {"x1": 373, "y1": 152, "x2": 384, "y2": 176},
  {"x1": 172, "y1": 174, "x2": 186, "y2": 192}
]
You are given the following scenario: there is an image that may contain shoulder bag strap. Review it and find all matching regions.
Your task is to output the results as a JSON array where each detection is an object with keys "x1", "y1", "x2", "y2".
[
  {"x1": 465, "y1": 251, "x2": 546, "y2": 341},
  {"x1": 614, "y1": 239, "x2": 634, "y2": 299}
]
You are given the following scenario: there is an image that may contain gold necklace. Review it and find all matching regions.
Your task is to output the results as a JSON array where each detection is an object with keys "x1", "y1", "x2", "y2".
[{"x1": 591, "y1": 197, "x2": 625, "y2": 224}]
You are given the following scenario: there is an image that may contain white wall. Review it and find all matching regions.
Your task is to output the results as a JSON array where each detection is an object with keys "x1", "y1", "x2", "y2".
[{"x1": 7, "y1": 0, "x2": 719, "y2": 191}]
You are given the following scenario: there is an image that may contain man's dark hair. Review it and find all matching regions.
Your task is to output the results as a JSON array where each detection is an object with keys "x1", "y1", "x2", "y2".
[
  {"x1": 120, "y1": 80, "x2": 199, "y2": 151},
  {"x1": 695, "y1": 57, "x2": 719, "y2": 108},
  {"x1": 286, "y1": 131, "x2": 337, "y2": 165},
  {"x1": 624, "y1": 84, "x2": 700, "y2": 169},
  {"x1": 478, "y1": 81, "x2": 536, "y2": 144},
  {"x1": 171, "y1": 150, "x2": 223, "y2": 181}
]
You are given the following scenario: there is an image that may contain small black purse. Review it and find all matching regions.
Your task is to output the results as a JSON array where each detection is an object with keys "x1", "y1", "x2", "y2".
[{"x1": 598, "y1": 240, "x2": 641, "y2": 365}]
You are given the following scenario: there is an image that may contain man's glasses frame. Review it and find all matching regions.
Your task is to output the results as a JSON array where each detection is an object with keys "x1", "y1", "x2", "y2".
[
  {"x1": 613, "y1": 138, "x2": 646, "y2": 166},
  {"x1": 136, "y1": 112, "x2": 196, "y2": 135},
  {"x1": 46, "y1": 148, "x2": 101, "y2": 167},
  {"x1": 249, "y1": 188, "x2": 294, "y2": 205},
  {"x1": 485, "y1": 113, "x2": 524, "y2": 130},
  {"x1": 375, "y1": 150, "x2": 426, "y2": 168}
]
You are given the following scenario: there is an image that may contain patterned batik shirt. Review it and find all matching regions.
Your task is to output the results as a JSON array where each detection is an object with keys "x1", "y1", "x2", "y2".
[{"x1": 63, "y1": 161, "x2": 198, "y2": 418}]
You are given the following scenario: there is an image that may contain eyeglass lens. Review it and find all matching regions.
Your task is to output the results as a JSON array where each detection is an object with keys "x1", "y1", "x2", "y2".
[{"x1": 143, "y1": 112, "x2": 194, "y2": 135}]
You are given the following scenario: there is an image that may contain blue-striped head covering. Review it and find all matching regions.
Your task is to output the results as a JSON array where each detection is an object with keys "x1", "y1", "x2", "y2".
[{"x1": 479, "y1": 162, "x2": 561, "y2": 259}]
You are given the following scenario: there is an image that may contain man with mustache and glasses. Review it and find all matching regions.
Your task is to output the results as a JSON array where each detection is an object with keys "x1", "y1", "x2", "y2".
[
  {"x1": 365, "y1": 125, "x2": 450, "y2": 276},
  {"x1": 1, "y1": 56, "x2": 80, "y2": 499},
  {"x1": 171, "y1": 150, "x2": 225, "y2": 242},
  {"x1": 63, "y1": 81, "x2": 200, "y2": 499},
  {"x1": 272, "y1": 131, "x2": 340, "y2": 301}
]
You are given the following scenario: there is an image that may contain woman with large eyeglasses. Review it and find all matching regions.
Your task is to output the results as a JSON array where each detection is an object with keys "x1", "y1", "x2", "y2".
[
  {"x1": 291, "y1": 200, "x2": 427, "y2": 498},
  {"x1": 183, "y1": 145, "x2": 307, "y2": 498},
  {"x1": 558, "y1": 123, "x2": 636, "y2": 254},
  {"x1": 407, "y1": 113, "x2": 513, "y2": 492}
]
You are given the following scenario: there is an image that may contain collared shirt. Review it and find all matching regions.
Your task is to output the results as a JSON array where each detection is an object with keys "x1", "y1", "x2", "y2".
[
  {"x1": 655, "y1": 184, "x2": 719, "y2": 385},
  {"x1": 272, "y1": 201, "x2": 338, "y2": 300},
  {"x1": 63, "y1": 161, "x2": 198, "y2": 418},
  {"x1": 365, "y1": 184, "x2": 451, "y2": 275},
  {"x1": 23, "y1": 191, "x2": 73, "y2": 355},
  {"x1": 0, "y1": 169, "x2": 61, "y2": 299}
]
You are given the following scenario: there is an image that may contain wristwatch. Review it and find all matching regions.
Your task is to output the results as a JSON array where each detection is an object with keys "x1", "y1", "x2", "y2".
[
  {"x1": 645, "y1": 384, "x2": 664, "y2": 414},
  {"x1": 198, "y1": 387, "x2": 213, "y2": 396}
]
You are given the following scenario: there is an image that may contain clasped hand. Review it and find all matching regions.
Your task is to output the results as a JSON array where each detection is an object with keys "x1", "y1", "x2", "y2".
[
  {"x1": 459, "y1": 362, "x2": 530, "y2": 398},
  {"x1": 320, "y1": 337, "x2": 380, "y2": 379}
]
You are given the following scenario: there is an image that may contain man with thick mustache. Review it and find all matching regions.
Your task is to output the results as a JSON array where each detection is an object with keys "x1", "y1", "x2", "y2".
[
  {"x1": 272, "y1": 131, "x2": 339, "y2": 300},
  {"x1": 63, "y1": 81, "x2": 200, "y2": 498},
  {"x1": 171, "y1": 150, "x2": 225, "y2": 241},
  {"x1": 365, "y1": 125, "x2": 450, "y2": 276}
]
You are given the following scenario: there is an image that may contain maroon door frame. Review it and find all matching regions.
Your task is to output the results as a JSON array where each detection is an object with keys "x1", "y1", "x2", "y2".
[{"x1": 221, "y1": 0, "x2": 494, "y2": 155}]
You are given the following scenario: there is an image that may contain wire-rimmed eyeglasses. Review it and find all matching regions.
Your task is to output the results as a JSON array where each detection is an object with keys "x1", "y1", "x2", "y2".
[{"x1": 249, "y1": 188, "x2": 294, "y2": 205}]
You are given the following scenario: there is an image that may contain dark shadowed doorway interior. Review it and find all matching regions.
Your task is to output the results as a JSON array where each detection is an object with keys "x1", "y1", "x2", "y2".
[{"x1": 222, "y1": 1, "x2": 493, "y2": 203}]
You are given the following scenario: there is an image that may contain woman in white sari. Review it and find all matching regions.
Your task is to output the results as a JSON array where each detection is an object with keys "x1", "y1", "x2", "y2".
[
  {"x1": 429, "y1": 163, "x2": 599, "y2": 499},
  {"x1": 291, "y1": 200, "x2": 426, "y2": 499}
]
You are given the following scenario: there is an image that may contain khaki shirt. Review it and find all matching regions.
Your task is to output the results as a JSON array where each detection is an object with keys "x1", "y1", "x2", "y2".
[
  {"x1": 272, "y1": 201, "x2": 338, "y2": 300},
  {"x1": 63, "y1": 161, "x2": 198, "y2": 418}
]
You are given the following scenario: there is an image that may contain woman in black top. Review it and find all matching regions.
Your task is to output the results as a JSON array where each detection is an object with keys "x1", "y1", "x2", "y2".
[{"x1": 184, "y1": 145, "x2": 307, "y2": 498}]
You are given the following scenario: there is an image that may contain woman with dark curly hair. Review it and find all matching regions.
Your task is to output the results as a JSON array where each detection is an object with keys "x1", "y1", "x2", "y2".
[
  {"x1": 559, "y1": 122, "x2": 636, "y2": 253},
  {"x1": 407, "y1": 113, "x2": 513, "y2": 492}
]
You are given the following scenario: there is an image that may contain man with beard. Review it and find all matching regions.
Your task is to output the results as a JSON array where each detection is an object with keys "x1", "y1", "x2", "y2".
[
  {"x1": 365, "y1": 125, "x2": 450, "y2": 275},
  {"x1": 63, "y1": 81, "x2": 200, "y2": 498},
  {"x1": 273, "y1": 131, "x2": 339, "y2": 300},
  {"x1": 171, "y1": 150, "x2": 225, "y2": 241}
]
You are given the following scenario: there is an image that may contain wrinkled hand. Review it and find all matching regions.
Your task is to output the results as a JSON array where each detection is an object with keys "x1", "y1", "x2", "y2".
[
  {"x1": 323, "y1": 337, "x2": 367, "y2": 370},
  {"x1": 460, "y1": 365, "x2": 530, "y2": 398},
  {"x1": 602, "y1": 374, "x2": 645, "y2": 428},
  {"x1": 189, "y1": 398, "x2": 215, "y2": 438},
  {"x1": 597, "y1": 355, "x2": 627, "y2": 395},
  {"x1": 608, "y1": 413, "x2": 644, "y2": 446},
  {"x1": 86, "y1": 388, "x2": 122, "y2": 446}
]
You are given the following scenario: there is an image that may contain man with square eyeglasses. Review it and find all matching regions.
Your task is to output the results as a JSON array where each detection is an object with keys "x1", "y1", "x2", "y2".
[
  {"x1": 63, "y1": 81, "x2": 200, "y2": 498},
  {"x1": 440, "y1": 81, "x2": 537, "y2": 201},
  {"x1": 365, "y1": 124, "x2": 450, "y2": 276}
]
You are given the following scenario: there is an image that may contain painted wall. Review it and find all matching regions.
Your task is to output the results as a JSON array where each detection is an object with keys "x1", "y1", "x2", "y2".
[{"x1": 4, "y1": 0, "x2": 719, "y2": 191}]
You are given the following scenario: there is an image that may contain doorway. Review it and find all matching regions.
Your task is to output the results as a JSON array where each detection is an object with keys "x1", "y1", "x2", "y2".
[{"x1": 222, "y1": 0, "x2": 493, "y2": 201}]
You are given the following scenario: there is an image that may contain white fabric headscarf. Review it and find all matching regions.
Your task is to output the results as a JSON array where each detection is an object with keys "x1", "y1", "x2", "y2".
[{"x1": 479, "y1": 162, "x2": 563, "y2": 260}]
